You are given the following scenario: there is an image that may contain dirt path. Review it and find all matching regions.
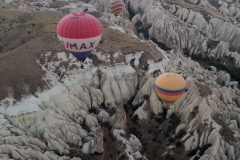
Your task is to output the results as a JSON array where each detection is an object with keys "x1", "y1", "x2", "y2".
[{"x1": 166, "y1": 0, "x2": 231, "y2": 22}]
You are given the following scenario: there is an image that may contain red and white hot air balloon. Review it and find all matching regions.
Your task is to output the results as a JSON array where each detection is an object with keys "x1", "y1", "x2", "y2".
[{"x1": 57, "y1": 12, "x2": 102, "y2": 64}]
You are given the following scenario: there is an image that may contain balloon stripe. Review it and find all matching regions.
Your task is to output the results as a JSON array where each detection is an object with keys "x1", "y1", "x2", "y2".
[
  {"x1": 155, "y1": 82, "x2": 186, "y2": 92},
  {"x1": 163, "y1": 101, "x2": 174, "y2": 106},
  {"x1": 112, "y1": 9, "x2": 123, "y2": 14},
  {"x1": 113, "y1": 11, "x2": 121, "y2": 15},
  {"x1": 110, "y1": 0, "x2": 123, "y2": 5},
  {"x1": 154, "y1": 87, "x2": 185, "y2": 96},
  {"x1": 154, "y1": 87, "x2": 185, "y2": 95},
  {"x1": 89, "y1": 15, "x2": 94, "y2": 38},
  {"x1": 110, "y1": 4, "x2": 124, "y2": 10},
  {"x1": 156, "y1": 93, "x2": 183, "y2": 102},
  {"x1": 110, "y1": 0, "x2": 121, "y2": 4},
  {"x1": 112, "y1": 6, "x2": 124, "y2": 12},
  {"x1": 110, "y1": 1, "x2": 119, "y2": 5},
  {"x1": 162, "y1": 99, "x2": 176, "y2": 103},
  {"x1": 110, "y1": 3, "x2": 124, "y2": 7},
  {"x1": 111, "y1": 6, "x2": 124, "y2": 12},
  {"x1": 110, "y1": 3, "x2": 123, "y2": 7},
  {"x1": 155, "y1": 84, "x2": 186, "y2": 94},
  {"x1": 62, "y1": 17, "x2": 71, "y2": 39}
]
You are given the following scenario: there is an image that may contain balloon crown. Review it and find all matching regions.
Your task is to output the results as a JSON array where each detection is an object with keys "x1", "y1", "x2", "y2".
[
  {"x1": 166, "y1": 73, "x2": 177, "y2": 77},
  {"x1": 72, "y1": 12, "x2": 86, "y2": 16}
]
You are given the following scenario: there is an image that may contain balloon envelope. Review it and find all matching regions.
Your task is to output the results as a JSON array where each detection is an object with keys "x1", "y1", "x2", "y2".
[
  {"x1": 57, "y1": 12, "x2": 102, "y2": 62},
  {"x1": 109, "y1": 0, "x2": 124, "y2": 16},
  {"x1": 154, "y1": 73, "x2": 186, "y2": 107}
]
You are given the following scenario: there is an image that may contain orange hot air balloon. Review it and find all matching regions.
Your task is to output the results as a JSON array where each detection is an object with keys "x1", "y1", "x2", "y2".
[
  {"x1": 154, "y1": 73, "x2": 186, "y2": 107},
  {"x1": 109, "y1": 0, "x2": 124, "y2": 17}
]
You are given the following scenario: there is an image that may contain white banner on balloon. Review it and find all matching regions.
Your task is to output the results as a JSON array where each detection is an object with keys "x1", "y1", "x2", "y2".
[{"x1": 57, "y1": 34, "x2": 102, "y2": 52}]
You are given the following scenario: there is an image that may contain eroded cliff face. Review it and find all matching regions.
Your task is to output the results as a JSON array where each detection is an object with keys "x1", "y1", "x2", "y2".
[
  {"x1": 86, "y1": 0, "x2": 240, "y2": 82},
  {"x1": 187, "y1": 0, "x2": 240, "y2": 25},
  {"x1": 0, "y1": 0, "x2": 240, "y2": 160},
  {"x1": 122, "y1": 0, "x2": 240, "y2": 81}
]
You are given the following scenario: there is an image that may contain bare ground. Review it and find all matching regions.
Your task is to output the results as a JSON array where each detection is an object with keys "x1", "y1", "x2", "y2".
[
  {"x1": 94, "y1": 20, "x2": 162, "y2": 67},
  {"x1": 0, "y1": 8, "x2": 65, "y2": 100},
  {"x1": 194, "y1": 81, "x2": 213, "y2": 97},
  {"x1": 166, "y1": 0, "x2": 230, "y2": 22},
  {"x1": 0, "y1": 4, "x2": 162, "y2": 101},
  {"x1": 213, "y1": 115, "x2": 238, "y2": 143}
]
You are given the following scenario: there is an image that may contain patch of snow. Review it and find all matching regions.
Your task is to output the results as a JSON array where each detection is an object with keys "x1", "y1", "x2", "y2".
[
  {"x1": 69, "y1": 57, "x2": 93, "y2": 69},
  {"x1": 0, "y1": 67, "x2": 68, "y2": 116},
  {"x1": 113, "y1": 129, "x2": 145, "y2": 160},
  {"x1": 81, "y1": 140, "x2": 93, "y2": 154},
  {"x1": 109, "y1": 25, "x2": 126, "y2": 33},
  {"x1": 92, "y1": 51, "x2": 110, "y2": 63},
  {"x1": 147, "y1": 59, "x2": 165, "y2": 73},
  {"x1": 113, "y1": 51, "x2": 123, "y2": 59},
  {"x1": 133, "y1": 106, "x2": 149, "y2": 120},
  {"x1": 83, "y1": 3, "x2": 94, "y2": 7},
  {"x1": 0, "y1": 102, "x2": 41, "y2": 116},
  {"x1": 131, "y1": 34, "x2": 139, "y2": 39},
  {"x1": 61, "y1": 3, "x2": 79, "y2": 9},
  {"x1": 116, "y1": 64, "x2": 136, "y2": 74},
  {"x1": 125, "y1": 51, "x2": 143, "y2": 67},
  {"x1": 0, "y1": 114, "x2": 7, "y2": 129},
  {"x1": 0, "y1": 114, "x2": 4, "y2": 119},
  {"x1": 45, "y1": 52, "x2": 51, "y2": 56}
]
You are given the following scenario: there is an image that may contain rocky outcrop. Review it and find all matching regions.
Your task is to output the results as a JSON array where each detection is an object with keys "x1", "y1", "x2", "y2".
[
  {"x1": 81, "y1": 126, "x2": 104, "y2": 154},
  {"x1": 113, "y1": 129, "x2": 146, "y2": 160},
  {"x1": 124, "y1": 0, "x2": 240, "y2": 75},
  {"x1": 97, "y1": 110, "x2": 110, "y2": 123},
  {"x1": 133, "y1": 101, "x2": 149, "y2": 120},
  {"x1": 113, "y1": 106, "x2": 127, "y2": 129}
]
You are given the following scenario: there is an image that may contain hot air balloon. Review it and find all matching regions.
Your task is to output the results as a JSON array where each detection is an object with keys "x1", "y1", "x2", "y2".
[
  {"x1": 57, "y1": 12, "x2": 102, "y2": 68},
  {"x1": 154, "y1": 73, "x2": 186, "y2": 107},
  {"x1": 109, "y1": 0, "x2": 124, "y2": 17}
]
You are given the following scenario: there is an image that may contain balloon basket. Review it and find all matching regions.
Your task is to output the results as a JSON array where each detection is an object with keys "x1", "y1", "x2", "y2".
[
  {"x1": 79, "y1": 61, "x2": 87, "y2": 70},
  {"x1": 80, "y1": 64, "x2": 84, "y2": 69}
]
